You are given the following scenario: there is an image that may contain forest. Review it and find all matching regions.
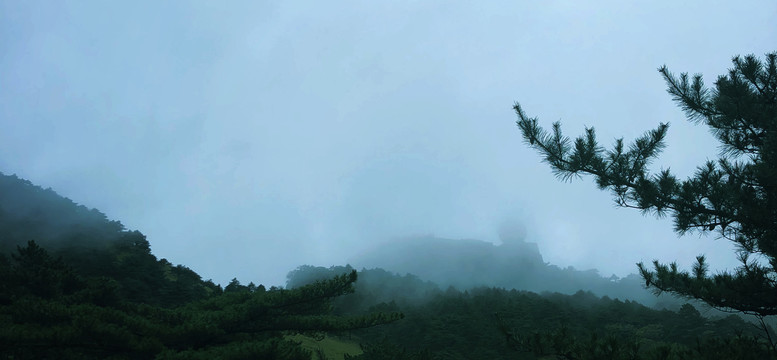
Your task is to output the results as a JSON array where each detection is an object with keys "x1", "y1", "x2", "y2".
[
  {"x1": 0, "y1": 173, "x2": 400, "y2": 359},
  {"x1": 0, "y1": 171, "x2": 772, "y2": 359},
  {"x1": 3, "y1": 52, "x2": 776, "y2": 359}
]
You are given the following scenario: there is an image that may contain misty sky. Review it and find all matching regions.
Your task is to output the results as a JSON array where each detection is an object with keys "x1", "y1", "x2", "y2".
[{"x1": 2, "y1": 1, "x2": 775, "y2": 287}]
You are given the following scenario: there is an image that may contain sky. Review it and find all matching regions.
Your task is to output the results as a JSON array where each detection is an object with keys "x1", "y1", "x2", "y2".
[{"x1": 1, "y1": 1, "x2": 775, "y2": 287}]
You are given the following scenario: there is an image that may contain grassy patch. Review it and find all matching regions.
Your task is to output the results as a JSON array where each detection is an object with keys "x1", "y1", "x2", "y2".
[{"x1": 288, "y1": 334, "x2": 363, "y2": 360}]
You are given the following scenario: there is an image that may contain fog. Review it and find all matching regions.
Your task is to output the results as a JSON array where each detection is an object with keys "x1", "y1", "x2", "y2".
[{"x1": 2, "y1": 1, "x2": 775, "y2": 286}]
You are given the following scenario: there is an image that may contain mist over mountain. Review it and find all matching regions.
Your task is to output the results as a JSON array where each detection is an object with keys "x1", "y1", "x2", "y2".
[
  {"x1": 0, "y1": 171, "x2": 404, "y2": 358},
  {"x1": 4, "y1": 170, "x2": 771, "y2": 359},
  {"x1": 0, "y1": 173, "x2": 127, "y2": 253},
  {"x1": 283, "y1": 264, "x2": 764, "y2": 359},
  {"x1": 350, "y1": 234, "x2": 680, "y2": 309},
  {"x1": 0, "y1": 168, "x2": 677, "y2": 310}
]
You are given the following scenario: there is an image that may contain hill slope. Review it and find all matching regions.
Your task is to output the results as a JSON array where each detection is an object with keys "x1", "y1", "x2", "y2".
[
  {"x1": 351, "y1": 235, "x2": 677, "y2": 308},
  {"x1": 287, "y1": 264, "x2": 773, "y2": 359},
  {"x1": 0, "y1": 172, "x2": 398, "y2": 359}
]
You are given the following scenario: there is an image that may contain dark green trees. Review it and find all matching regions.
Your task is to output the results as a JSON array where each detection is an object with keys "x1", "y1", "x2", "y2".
[
  {"x1": 0, "y1": 172, "x2": 401, "y2": 358},
  {"x1": 514, "y1": 53, "x2": 777, "y2": 320},
  {"x1": 0, "y1": 241, "x2": 401, "y2": 359}
]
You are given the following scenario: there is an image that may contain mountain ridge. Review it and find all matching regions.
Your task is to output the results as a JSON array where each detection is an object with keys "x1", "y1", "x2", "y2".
[{"x1": 349, "y1": 234, "x2": 682, "y2": 309}]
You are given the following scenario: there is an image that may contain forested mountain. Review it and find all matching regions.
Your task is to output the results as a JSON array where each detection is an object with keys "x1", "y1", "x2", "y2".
[
  {"x1": 0, "y1": 173, "x2": 128, "y2": 251},
  {"x1": 0, "y1": 172, "x2": 399, "y2": 359},
  {"x1": 0, "y1": 173, "x2": 213, "y2": 306},
  {"x1": 3, "y1": 171, "x2": 774, "y2": 359},
  {"x1": 288, "y1": 265, "x2": 773, "y2": 359},
  {"x1": 351, "y1": 235, "x2": 680, "y2": 309}
]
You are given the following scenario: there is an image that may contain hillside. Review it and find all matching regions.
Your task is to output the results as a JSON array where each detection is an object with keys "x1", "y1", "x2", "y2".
[
  {"x1": 0, "y1": 172, "x2": 398, "y2": 359},
  {"x1": 3, "y1": 171, "x2": 775, "y2": 359},
  {"x1": 351, "y1": 235, "x2": 681, "y2": 309},
  {"x1": 288, "y1": 265, "x2": 773, "y2": 360}
]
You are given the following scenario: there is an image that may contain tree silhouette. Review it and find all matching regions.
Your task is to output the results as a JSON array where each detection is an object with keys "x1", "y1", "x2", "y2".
[{"x1": 515, "y1": 52, "x2": 777, "y2": 335}]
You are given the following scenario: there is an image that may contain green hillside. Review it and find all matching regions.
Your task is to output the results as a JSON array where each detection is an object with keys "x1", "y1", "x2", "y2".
[
  {"x1": 0, "y1": 172, "x2": 399, "y2": 359},
  {"x1": 288, "y1": 265, "x2": 775, "y2": 359},
  {"x1": 352, "y1": 235, "x2": 679, "y2": 308},
  {"x1": 2, "y1": 171, "x2": 775, "y2": 359}
]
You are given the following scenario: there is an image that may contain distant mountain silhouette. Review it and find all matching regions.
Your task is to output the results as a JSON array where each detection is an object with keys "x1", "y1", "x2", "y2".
[{"x1": 351, "y1": 235, "x2": 682, "y2": 309}]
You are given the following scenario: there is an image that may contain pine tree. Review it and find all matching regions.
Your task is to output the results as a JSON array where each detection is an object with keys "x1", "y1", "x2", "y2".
[{"x1": 514, "y1": 53, "x2": 777, "y2": 324}]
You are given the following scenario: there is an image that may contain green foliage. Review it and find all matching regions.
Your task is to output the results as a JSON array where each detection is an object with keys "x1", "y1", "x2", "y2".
[
  {"x1": 515, "y1": 53, "x2": 777, "y2": 321},
  {"x1": 344, "y1": 339, "x2": 435, "y2": 360},
  {"x1": 0, "y1": 173, "x2": 400, "y2": 358},
  {"x1": 351, "y1": 236, "x2": 684, "y2": 308},
  {"x1": 406, "y1": 286, "x2": 767, "y2": 359},
  {"x1": 287, "y1": 265, "x2": 441, "y2": 314},
  {"x1": 288, "y1": 334, "x2": 364, "y2": 360},
  {"x1": 2, "y1": 163, "x2": 769, "y2": 359},
  {"x1": 288, "y1": 264, "x2": 768, "y2": 359},
  {"x1": 501, "y1": 323, "x2": 771, "y2": 360},
  {"x1": 0, "y1": 241, "x2": 400, "y2": 358},
  {"x1": 0, "y1": 172, "x2": 212, "y2": 308},
  {"x1": 0, "y1": 173, "x2": 124, "y2": 252}
]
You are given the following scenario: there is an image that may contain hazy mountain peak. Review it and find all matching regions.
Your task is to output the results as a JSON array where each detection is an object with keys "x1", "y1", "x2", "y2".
[{"x1": 350, "y1": 234, "x2": 675, "y2": 308}]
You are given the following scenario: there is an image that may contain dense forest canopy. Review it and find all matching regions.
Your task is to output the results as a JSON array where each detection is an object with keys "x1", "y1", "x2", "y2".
[
  {"x1": 2, "y1": 166, "x2": 776, "y2": 358},
  {"x1": 287, "y1": 264, "x2": 771, "y2": 359},
  {"x1": 0, "y1": 172, "x2": 400, "y2": 359}
]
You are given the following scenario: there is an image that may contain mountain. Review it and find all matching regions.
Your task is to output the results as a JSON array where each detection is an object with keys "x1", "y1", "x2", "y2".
[
  {"x1": 0, "y1": 172, "x2": 216, "y2": 306},
  {"x1": 285, "y1": 264, "x2": 769, "y2": 360},
  {"x1": 6, "y1": 170, "x2": 768, "y2": 359},
  {"x1": 350, "y1": 235, "x2": 681, "y2": 308},
  {"x1": 0, "y1": 172, "x2": 397, "y2": 359},
  {"x1": 0, "y1": 173, "x2": 126, "y2": 252}
]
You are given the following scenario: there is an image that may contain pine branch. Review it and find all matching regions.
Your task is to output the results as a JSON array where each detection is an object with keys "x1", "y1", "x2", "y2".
[{"x1": 515, "y1": 52, "x2": 777, "y2": 319}]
